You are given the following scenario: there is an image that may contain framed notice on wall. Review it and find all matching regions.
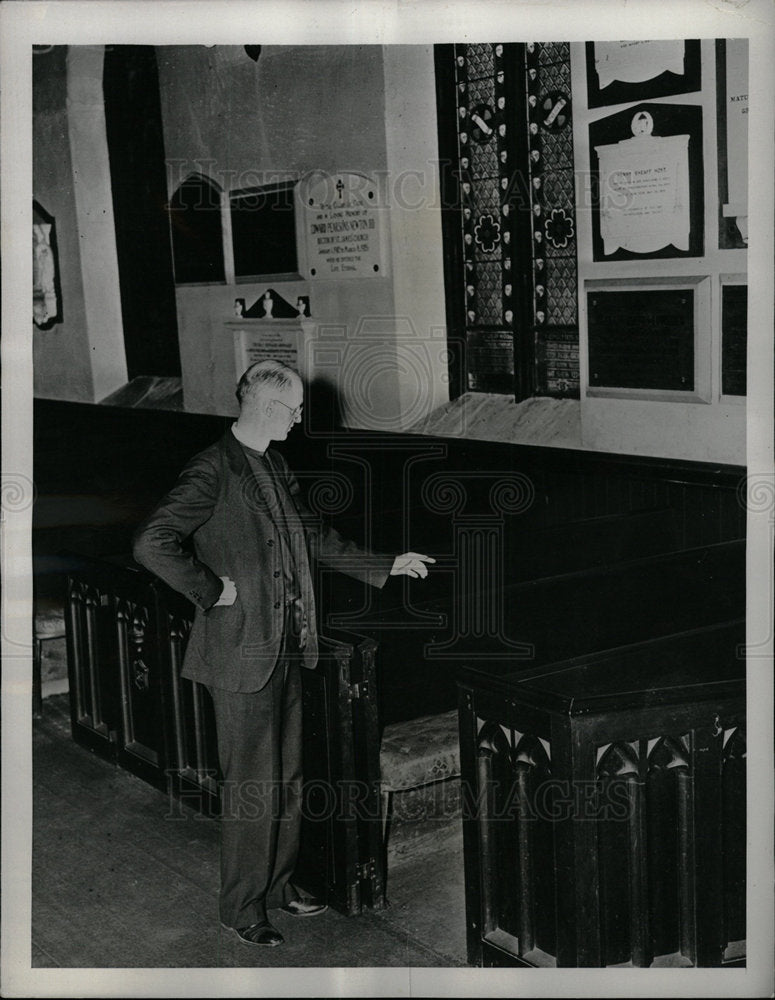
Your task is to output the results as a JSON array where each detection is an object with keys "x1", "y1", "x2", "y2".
[
  {"x1": 585, "y1": 40, "x2": 701, "y2": 109},
  {"x1": 589, "y1": 103, "x2": 704, "y2": 261},
  {"x1": 716, "y1": 39, "x2": 749, "y2": 249},
  {"x1": 230, "y1": 181, "x2": 301, "y2": 282},
  {"x1": 721, "y1": 283, "x2": 747, "y2": 397},
  {"x1": 587, "y1": 285, "x2": 696, "y2": 393}
]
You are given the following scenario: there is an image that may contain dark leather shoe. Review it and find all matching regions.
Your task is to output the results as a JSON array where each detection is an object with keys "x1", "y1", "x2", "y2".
[
  {"x1": 281, "y1": 896, "x2": 328, "y2": 917},
  {"x1": 222, "y1": 921, "x2": 284, "y2": 946}
]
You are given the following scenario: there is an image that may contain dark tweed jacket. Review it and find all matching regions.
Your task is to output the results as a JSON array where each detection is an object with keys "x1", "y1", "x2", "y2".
[{"x1": 132, "y1": 429, "x2": 392, "y2": 692}]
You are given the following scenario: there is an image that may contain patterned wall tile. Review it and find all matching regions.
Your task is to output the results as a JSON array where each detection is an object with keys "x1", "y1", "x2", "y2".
[
  {"x1": 469, "y1": 139, "x2": 499, "y2": 180},
  {"x1": 538, "y1": 42, "x2": 570, "y2": 66},
  {"x1": 540, "y1": 129, "x2": 574, "y2": 169},
  {"x1": 473, "y1": 261, "x2": 504, "y2": 325},
  {"x1": 544, "y1": 257, "x2": 578, "y2": 326},
  {"x1": 538, "y1": 59, "x2": 571, "y2": 92},
  {"x1": 527, "y1": 42, "x2": 580, "y2": 394},
  {"x1": 471, "y1": 179, "x2": 501, "y2": 221},
  {"x1": 466, "y1": 44, "x2": 495, "y2": 79},
  {"x1": 467, "y1": 76, "x2": 494, "y2": 106},
  {"x1": 542, "y1": 170, "x2": 575, "y2": 211}
]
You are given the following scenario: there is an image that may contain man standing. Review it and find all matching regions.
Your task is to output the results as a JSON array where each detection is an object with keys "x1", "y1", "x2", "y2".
[{"x1": 133, "y1": 359, "x2": 433, "y2": 947}]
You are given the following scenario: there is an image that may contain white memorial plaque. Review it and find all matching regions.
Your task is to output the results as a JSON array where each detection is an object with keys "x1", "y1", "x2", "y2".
[
  {"x1": 594, "y1": 40, "x2": 685, "y2": 90},
  {"x1": 299, "y1": 171, "x2": 388, "y2": 279},
  {"x1": 227, "y1": 319, "x2": 315, "y2": 380},
  {"x1": 723, "y1": 38, "x2": 748, "y2": 242},
  {"x1": 596, "y1": 119, "x2": 690, "y2": 255}
]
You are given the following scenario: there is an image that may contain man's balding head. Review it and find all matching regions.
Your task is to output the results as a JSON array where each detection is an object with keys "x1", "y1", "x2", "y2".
[{"x1": 236, "y1": 359, "x2": 301, "y2": 410}]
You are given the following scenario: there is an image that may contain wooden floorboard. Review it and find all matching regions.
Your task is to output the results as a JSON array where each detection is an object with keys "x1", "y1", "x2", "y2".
[
  {"x1": 380, "y1": 840, "x2": 467, "y2": 968},
  {"x1": 32, "y1": 697, "x2": 467, "y2": 969}
]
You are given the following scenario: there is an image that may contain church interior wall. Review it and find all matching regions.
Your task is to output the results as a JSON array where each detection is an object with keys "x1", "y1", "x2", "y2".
[
  {"x1": 32, "y1": 46, "x2": 94, "y2": 403},
  {"x1": 31, "y1": 41, "x2": 747, "y2": 463}
]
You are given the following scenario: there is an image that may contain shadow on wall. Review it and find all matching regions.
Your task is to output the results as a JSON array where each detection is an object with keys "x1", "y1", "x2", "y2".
[{"x1": 306, "y1": 375, "x2": 346, "y2": 436}]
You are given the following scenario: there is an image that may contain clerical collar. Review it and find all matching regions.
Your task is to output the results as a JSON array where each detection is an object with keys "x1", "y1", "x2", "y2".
[{"x1": 231, "y1": 423, "x2": 266, "y2": 457}]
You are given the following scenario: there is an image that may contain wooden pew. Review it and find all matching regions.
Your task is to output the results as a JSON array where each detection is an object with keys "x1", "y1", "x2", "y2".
[
  {"x1": 332, "y1": 536, "x2": 744, "y2": 725},
  {"x1": 62, "y1": 529, "x2": 745, "y2": 919},
  {"x1": 457, "y1": 618, "x2": 746, "y2": 968},
  {"x1": 327, "y1": 523, "x2": 743, "y2": 894},
  {"x1": 64, "y1": 553, "x2": 385, "y2": 916}
]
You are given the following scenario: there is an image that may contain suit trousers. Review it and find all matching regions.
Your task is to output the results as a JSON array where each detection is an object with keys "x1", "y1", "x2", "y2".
[{"x1": 208, "y1": 609, "x2": 303, "y2": 929}]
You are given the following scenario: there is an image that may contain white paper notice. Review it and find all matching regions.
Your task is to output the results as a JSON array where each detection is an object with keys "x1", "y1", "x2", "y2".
[
  {"x1": 596, "y1": 134, "x2": 690, "y2": 255},
  {"x1": 724, "y1": 38, "x2": 748, "y2": 224},
  {"x1": 594, "y1": 41, "x2": 685, "y2": 90}
]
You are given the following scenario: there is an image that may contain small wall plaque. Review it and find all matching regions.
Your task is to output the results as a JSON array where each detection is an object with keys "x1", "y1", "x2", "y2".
[
  {"x1": 589, "y1": 103, "x2": 703, "y2": 261},
  {"x1": 299, "y1": 171, "x2": 388, "y2": 280},
  {"x1": 588, "y1": 288, "x2": 694, "y2": 391},
  {"x1": 721, "y1": 284, "x2": 746, "y2": 397},
  {"x1": 227, "y1": 319, "x2": 315, "y2": 381}
]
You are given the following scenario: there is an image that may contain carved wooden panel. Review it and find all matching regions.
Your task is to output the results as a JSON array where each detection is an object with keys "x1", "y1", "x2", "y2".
[
  {"x1": 64, "y1": 555, "x2": 386, "y2": 916},
  {"x1": 474, "y1": 721, "x2": 557, "y2": 966},
  {"x1": 164, "y1": 609, "x2": 220, "y2": 816},
  {"x1": 721, "y1": 727, "x2": 746, "y2": 957},
  {"x1": 114, "y1": 588, "x2": 170, "y2": 789},
  {"x1": 459, "y1": 628, "x2": 746, "y2": 968},
  {"x1": 66, "y1": 576, "x2": 118, "y2": 760}
]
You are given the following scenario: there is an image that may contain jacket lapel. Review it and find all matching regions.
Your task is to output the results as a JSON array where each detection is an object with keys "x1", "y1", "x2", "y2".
[
  {"x1": 221, "y1": 429, "x2": 288, "y2": 535},
  {"x1": 264, "y1": 450, "x2": 306, "y2": 539}
]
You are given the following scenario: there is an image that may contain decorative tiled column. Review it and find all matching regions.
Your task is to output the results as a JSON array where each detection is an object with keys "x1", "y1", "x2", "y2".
[
  {"x1": 448, "y1": 42, "x2": 580, "y2": 397},
  {"x1": 525, "y1": 42, "x2": 580, "y2": 397},
  {"x1": 453, "y1": 43, "x2": 517, "y2": 394}
]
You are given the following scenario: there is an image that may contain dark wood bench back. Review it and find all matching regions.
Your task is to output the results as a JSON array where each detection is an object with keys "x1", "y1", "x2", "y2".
[{"x1": 360, "y1": 538, "x2": 745, "y2": 724}]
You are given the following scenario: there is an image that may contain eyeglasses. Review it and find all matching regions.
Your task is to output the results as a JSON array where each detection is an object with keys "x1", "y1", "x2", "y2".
[{"x1": 270, "y1": 398, "x2": 303, "y2": 420}]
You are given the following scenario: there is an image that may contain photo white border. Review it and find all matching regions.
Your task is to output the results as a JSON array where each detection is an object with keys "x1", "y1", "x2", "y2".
[{"x1": 2, "y1": 1, "x2": 773, "y2": 996}]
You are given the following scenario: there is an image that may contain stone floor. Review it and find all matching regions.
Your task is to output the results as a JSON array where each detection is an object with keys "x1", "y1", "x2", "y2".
[{"x1": 31, "y1": 694, "x2": 468, "y2": 970}]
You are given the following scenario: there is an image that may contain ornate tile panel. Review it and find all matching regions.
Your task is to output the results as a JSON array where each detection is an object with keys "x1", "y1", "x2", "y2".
[
  {"x1": 544, "y1": 257, "x2": 578, "y2": 326},
  {"x1": 455, "y1": 42, "x2": 512, "y2": 340},
  {"x1": 451, "y1": 41, "x2": 579, "y2": 395},
  {"x1": 538, "y1": 42, "x2": 570, "y2": 66},
  {"x1": 465, "y1": 44, "x2": 496, "y2": 79},
  {"x1": 526, "y1": 41, "x2": 580, "y2": 395}
]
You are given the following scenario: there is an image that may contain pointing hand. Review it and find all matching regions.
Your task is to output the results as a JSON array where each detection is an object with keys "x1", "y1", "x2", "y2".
[{"x1": 390, "y1": 553, "x2": 436, "y2": 579}]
